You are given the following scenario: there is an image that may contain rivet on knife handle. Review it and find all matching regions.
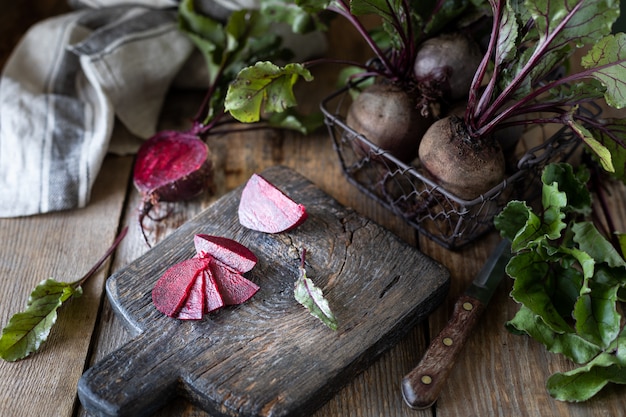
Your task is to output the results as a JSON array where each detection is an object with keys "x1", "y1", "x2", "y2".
[{"x1": 401, "y1": 294, "x2": 486, "y2": 409}]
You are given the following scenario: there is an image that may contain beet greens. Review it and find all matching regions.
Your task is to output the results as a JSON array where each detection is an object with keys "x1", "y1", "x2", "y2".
[
  {"x1": 225, "y1": 0, "x2": 491, "y2": 122},
  {"x1": 465, "y1": 0, "x2": 626, "y2": 181},
  {"x1": 133, "y1": 0, "x2": 321, "y2": 244}
]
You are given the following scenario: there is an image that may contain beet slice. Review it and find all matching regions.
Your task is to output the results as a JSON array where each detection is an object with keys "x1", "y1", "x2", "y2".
[
  {"x1": 203, "y1": 267, "x2": 225, "y2": 313},
  {"x1": 193, "y1": 234, "x2": 258, "y2": 273},
  {"x1": 175, "y1": 270, "x2": 205, "y2": 320},
  {"x1": 210, "y1": 258, "x2": 260, "y2": 306},
  {"x1": 152, "y1": 257, "x2": 210, "y2": 317},
  {"x1": 238, "y1": 173, "x2": 308, "y2": 233}
]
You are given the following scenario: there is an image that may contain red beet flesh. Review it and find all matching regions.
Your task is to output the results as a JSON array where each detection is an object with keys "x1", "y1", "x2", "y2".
[
  {"x1": 194, "y1": 234, "x2": 258, "y2": 273},
  {"x1": 210, "y1": 258, "x2": 260, "y2": 306},
  {"x1": 134, "y1": 130, "x2": 213, "y2": 202},
  {"x1": 203, "y1": 268, "x2": 225, "y2": 313},
  {"x1": 152, "y1": 258, "x2": 210, "y2": 317},
  {"x1": 152, "y1": 235, "x2": 259, "y2": 320},
  {"x1": 134, "y1": 130, "x2": 214, "y2": 244},
  {"x1": 176, "y1": 270, "x2": 206, "y2": 320},
  {"x1": 238, "y1": 173, "x2": 308, "y2": 233}
]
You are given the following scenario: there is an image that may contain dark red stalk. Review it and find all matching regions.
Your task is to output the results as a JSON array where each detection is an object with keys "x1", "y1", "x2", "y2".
[
  {"x1": 466, "y1": 0, "x2": 502, "y2": 131},
  {"x1": 77, "y1": 226, "x2": 128, "y2": 287},
  {"x1": 474, "y1": 0, "x2": 586, "y2": 133},
  {"x1": 327, "y1": 0, "x2": 396, "y2": 78}
]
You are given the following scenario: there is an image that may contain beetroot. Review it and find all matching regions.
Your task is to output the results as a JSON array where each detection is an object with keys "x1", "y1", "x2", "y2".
[
  {"x1": 210, "y1": 258, "x2": 260, "y2": 306},
  {"x1": 346, "y1": 83, "x2": 431, "y2": 163},
  {"x1": 134, "y1": 130, "x2": 214, "y2": 244},
  {"x1": 176, "y1": 270, "x2": 206, "y2": 320},
  {"x1": 152, "y1": 258, "x2": 210, "y2": 318},
  {"x1": 152, "y1": 235, "x2": 259, "y2": 320},
  {"x1": 413, "y1": 33, "x2": 483, "y2": 104},
  {"x1": 238, "y1": 173, "x2": 308, "y2": 233},
  {"x1": 202, "y1": 268, "x2": 225, "y2": 314},
  {"x1": 194, "y1": 234, "x2": 257, "y2": 273}
]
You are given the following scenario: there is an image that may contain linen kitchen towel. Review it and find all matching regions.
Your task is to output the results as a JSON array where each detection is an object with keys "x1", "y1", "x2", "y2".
[
  {"x1": 0, "y1": 1, "x2": 326, "y2": 218},
  {"x1": 0, "y1": 4, "x2": 193, "y2": 217}
]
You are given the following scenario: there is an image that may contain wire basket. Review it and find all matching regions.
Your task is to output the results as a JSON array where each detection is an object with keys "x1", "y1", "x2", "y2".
[{"x1": 321, "y1": 83, "x2": 597, "y2": 250}]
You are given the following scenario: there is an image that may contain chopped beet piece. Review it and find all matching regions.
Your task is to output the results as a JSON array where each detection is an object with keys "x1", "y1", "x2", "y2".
[
  {"x1": 203, "y1": 267, "x2": 225, "y2": 313},
  {"x1": 176, "y1": 270, "x2": 205, "y2": 320},
  {"x1": 152, "y1": 258, "x2": 210, "y2": 317},
  {"x1": 238, "y1": 173, "x2": 308, "y2": 233},
  {"x1": 194, "y1": 234, "x2": 257, "y2": 273},
  {"x1": 210, "y1": 258, "x2": 260, "y2": 306}
]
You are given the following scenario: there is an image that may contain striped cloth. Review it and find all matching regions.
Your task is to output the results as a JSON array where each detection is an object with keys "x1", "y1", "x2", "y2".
[
  {"x1": 0, "y1": 1, "x2": 325, "y2": 218},
  {"x1": 0, "y1": 3, "x2": 194, "y2": 217}
]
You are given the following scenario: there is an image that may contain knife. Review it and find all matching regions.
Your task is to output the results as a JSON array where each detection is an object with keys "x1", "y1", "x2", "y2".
[{"x1": 401, "y1": 239, "x2": 511, "y2": 409}]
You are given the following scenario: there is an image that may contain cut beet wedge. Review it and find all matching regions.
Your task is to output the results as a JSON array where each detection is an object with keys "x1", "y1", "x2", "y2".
[
  {"x1": 176, "y1": 270, "x2": 205, "y2": 320},
  {"x1": 210, "y1": 258, "x2": 260, "y2": 306},
  {"x1": 194, "y1": 234, "x2": 257, "y2": 274},
  {"x1": 203, "y1": 267, "x2": 225, "y2": 313},
  {"x1": 238, "y1": 173, "x2": 308, "y2": 233},
  {"x1": 152, "y1": 258, "x2": 210, "y2": 317}
]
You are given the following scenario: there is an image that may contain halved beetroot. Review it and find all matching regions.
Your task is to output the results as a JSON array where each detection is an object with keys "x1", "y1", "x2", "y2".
[
  {"x1": 133, "y1": 130, "x2": 214, "y2": 245},
  {"x1": 209, "y1": 258, "x2": 260, "y2": 306},
  {"x1": 194, "y1": 234, "x2": 257, "y2": 273},
  {"x1": 133, "y1": 130, "x2": 213, "y2": 203},
  {"x1": 238, "y1": 173, "x2": 308, "y2": 233},
  {"x1": 152, "y1": 257, "x2": 210, "y2": 317}
]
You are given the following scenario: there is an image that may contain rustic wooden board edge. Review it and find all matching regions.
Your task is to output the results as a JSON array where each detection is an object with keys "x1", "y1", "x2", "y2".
[{"x1": 90, "y1": 165, "x2": 451, "y2": 417}]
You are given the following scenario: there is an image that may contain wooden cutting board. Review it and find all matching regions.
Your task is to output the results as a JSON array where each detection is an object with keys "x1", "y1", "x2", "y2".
[{"x1": 78, "y1": 166, "x2": 450, "y2": 417}]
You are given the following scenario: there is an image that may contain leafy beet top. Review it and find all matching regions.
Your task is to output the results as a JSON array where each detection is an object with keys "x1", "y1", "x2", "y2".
[{"x1": 238, "y1": 173, "x2": 308, "y2": 233}]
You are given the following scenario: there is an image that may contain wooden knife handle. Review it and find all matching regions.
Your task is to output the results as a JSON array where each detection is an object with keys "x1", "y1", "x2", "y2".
[{"x1": 401, "y1": 294, "x2": 486, "y2": 409}]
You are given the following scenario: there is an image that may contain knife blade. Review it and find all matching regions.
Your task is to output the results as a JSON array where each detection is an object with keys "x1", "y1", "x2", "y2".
[{"x1": 401, "y1": 239, "x2": 511, "y2": 409}]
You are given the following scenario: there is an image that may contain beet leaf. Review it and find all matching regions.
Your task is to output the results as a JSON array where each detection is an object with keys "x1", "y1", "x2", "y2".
[
  {"x1": 0, "y1": 227, "x2": 127, "y2": 361},
  {"x1": 495, "y1": 162, "x2": 626, "y2": 401},
  {"x1": 225, "y1": 62, "x2": 313, "y2": 123},
  {"x1": 294, "y1": 249, "x2": 338, "y2": 330}
]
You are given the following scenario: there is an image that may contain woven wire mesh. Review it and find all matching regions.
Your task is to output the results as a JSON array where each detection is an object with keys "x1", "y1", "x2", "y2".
[{"x1": 321, "y1": 83, "x2": 597, "y2": 249}]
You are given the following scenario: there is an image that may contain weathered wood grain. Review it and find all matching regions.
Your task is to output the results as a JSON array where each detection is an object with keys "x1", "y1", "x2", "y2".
[
  {"x1": 79, "y1": 166, "x2": 450, "y2": 417},
  {"x1": 0, "y1": 155, "x2": 133, "y2": 417}
]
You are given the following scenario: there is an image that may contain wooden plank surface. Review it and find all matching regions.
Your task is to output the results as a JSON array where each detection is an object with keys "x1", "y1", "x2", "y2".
[
  {"x1": 2, "y1": 3, "x2": 626, "y2": 417},
  {"x1": 0, "y1": 155, "x2": 132, "y2": 416}
]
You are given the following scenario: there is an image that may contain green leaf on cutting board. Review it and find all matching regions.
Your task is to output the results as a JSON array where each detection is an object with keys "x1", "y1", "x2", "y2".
[{"x1": 294, "y1": 249, "x2": 338, "y2": 330}]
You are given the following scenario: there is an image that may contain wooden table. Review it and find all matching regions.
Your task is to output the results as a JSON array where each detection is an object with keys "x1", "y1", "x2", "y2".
[{"x1": 1, "y1": 3, "x2": 625, "y2": 417}]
